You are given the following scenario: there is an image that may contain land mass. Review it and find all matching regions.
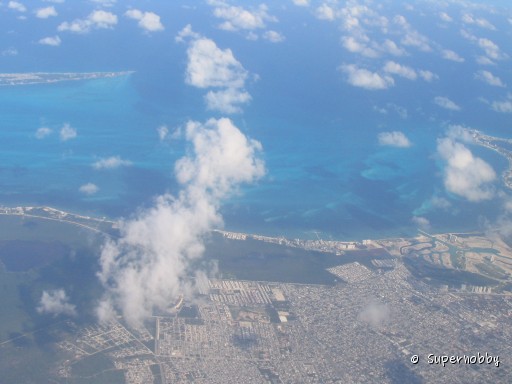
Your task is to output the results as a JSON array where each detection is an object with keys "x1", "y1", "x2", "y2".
[{"x1": 0, "y1": 71, "x2": 134, "y2": 86}]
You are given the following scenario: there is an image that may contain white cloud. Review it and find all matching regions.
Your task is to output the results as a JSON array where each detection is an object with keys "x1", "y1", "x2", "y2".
[
  {"x1": 8, "y1": 1, "x2": 26, "y2": 12},
  {"x1": 90, "y1": 0, "x2": 116, "y2": 6},
  {"x1": 341, "y1": 35, "x2": 379, "y2": 58},
  {"x1": 476, "y1": 56, "x2": 495, "y2": 66},
  {"x1": 359, "y1": 301, "x2": 390, "y2": 328},
  {"x1": 35, "y1": 6, "x2": 57, "y2": 18},
  {"x1": 185, "y1": 38, "x2": 248, "y2": 89},
  {"x1": 393, "y1": 15, "x2": 431, "y2": 52},
  {"x1": 182, "y1": 30, "x2": 251, "y2": 114},
  {"x1": 381, "y1": 39, "x2": 406, "y2": 56},
  {"x1": 157, "y1": 125, "x2": 169, "y2": 141},
  {"x1": 434, "y1": 96, "x2": 461, "y2": 111},
  {"x1": 439, "y1": 12, "x2": 452, "y2": 22},
  {"x1": 418, "y1": 70, "x2": 437, "y2": 82},
  {"x1": 263, "y1": 30, "x2": 285, "y2": 43},
  {"x1": 442, "y1": 49, "x2": 464, "y2": 62},
  {"x1": 292, "y1": 0, "x2": 309, "y2": 6},
  {"x1": 340, "y1": 64, "x2": 394, "y2": 90},
  {"x1": 462, "y1": 13, "x2": 495, "y2": 30},
  {"x1": 175, "y1": 24, "x2": 200, "y2": 43},
  {"x1": 382, "y1": 61, "x2": 417, "y2": 80},
  {"x1": 412, "y1": 216, "x2": 431, "y2": 230},
  {"x1": 205, "y1": 88, "x2": 251, "y2": 114},
  {"x1": 315, "y1": 4, "x2": 336, "y2": 21},
  {"x1": 475, "y1": 70, "x2": 505, "y2": 87},
  {"x1": 212, "y1": 3, "x2": 275, "y2": 32},
  {"x1": 35, "y1": 127, "x2": 52, "y2": 139},
  {"x1": 491, "y1": 95, "x2": 512, "y2": 113},
  {"x1": 437, "y1": 137, "x2": 496, "y2": 202},
  {"x1": 96, "y1": 118, "x2": 265, "y2": 326},
  {"x1": 79, "y1": 183, "x2": 99, "y2": 195},
  {"x1": 447, "y1": 124, "x2": 474, "y2": 143},
  {"x1": 38, "y1": 35, "x2": 61, "y2": 46},
  {"x1": 431, "y1": 196, "x2": 451, "y2": 210},
  {"x1": 478, "y1": 38, "x2": 505, "y2": 61},
  {"x1": 58, "y1": 10, "x2": 117, "y2": 33},
  {"x1": 60, "y1": 123, "x2": 77, "y2": 141},
  {"x1": 377, "y1": 131, "x2": 411, "y2": 148},
  {"x1": 1, "y1": 47, "x2": 18, "y2": 56},
  {"x1": 37, "y1": 289, "x2": 76, "y2": 317},
  {"x1": 93, "y1": 156, "x2": 132, "y2": 170},
  {"x1": 125, "y1": 9, "x2": 164, "y2": 32}
]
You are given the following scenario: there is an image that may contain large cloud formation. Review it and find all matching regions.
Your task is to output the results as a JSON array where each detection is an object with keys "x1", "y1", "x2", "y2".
[
  {"x1": 437, "y1": 137, "x2": 496, "y2": 202},
  {"x1": 97, "y1": 118, "x2": 265, "y2": 326}
]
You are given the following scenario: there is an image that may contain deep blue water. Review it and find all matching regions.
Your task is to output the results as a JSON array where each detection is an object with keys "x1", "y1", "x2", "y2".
[{"x1": 0, "y1": 1, "x2": 511, "y2": 240}]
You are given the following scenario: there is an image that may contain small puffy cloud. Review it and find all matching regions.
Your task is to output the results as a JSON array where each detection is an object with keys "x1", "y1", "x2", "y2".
[
  {"x1": 439, "y1": 12, "x2": 452, "y2": 22},
  {"x1": 1, "y1": 47, "x2": 18, "y2": 56},
  {"x1": 382, "y1": 61, "x2": 417, "y2": 80},
  {"x1": 60, "y1": 123, "x2": 77, "y2": 141},
  {"x1": 35, "y1": 127, "x2": 52, "y2": 138},
  {"x1": 38, "y1": 35, "x2": 61, "y2": 46},
  {"x1": 157, "y1": 125, "x2": 169, "y2": 141},
  {"x1": 437, "y1": 137, "x2": 496, "y2": 202},
  {"x1": 341, "y1": 36, "x2": 379, "y2": 58},
  {"x1": 340, "y1": 64, "x2": 394, "y2": 90},
  {"x1": 447, "y1": 124, "x2": 474, "y2": 143},
  {"x1": 412, "y1": 216, "x2": 431, "y2": 230},
  {"x1": 292, "y1": 0, "x2": 309, "y2": 6},
  {"x1": 315, "y1": 4, "x2": 336, "y2": 21},
  {"x1": 205, "y1": 88, "x2": 251, "y2": 114},
  {"x1": 359, "y1": 301, "x2": 390, "y2": 328},
  {"x1": 185, "y1": 38, "x2": 248, "y2": 89},
  {"x1": 37, "y1": 289, "x2": 76, "y2": 317},
  {"x1": 175, "y1": 24, "x2": 200, "y2": 43},
  {"x1": 461, "y1": 13, "x2": 495, "y2": 30},
  {"x1": 431, "y1": 196, "x2": 451, "y2": 210},
  {"x1": 478, "y1": 38, "x2": 505, "y2": 61},
  {"x1": 377, "y1": 131, "x2": 411, "y2": 148},
  {"x1": 8, "y1": 1, "x2": 26, "y2": 12},
  {"x1": 434, "y1": 96, "x2": 461, "y2": 111},
  {"x1": 491, "y1": 95, "x2": 512, "y2": 113},
  {"x1": 476, "y1": 56, "x2": 495, "y2": 66},
  {"x1": 382, "y1": 39, "x2": 406, "y2": 56},
  {"x1": 263, "y1": 30, "x2": 285, "y2": 43},
  {"x1": 181, "y1": 28, "x2": 251, "y2": 114},
  {"x1": 212, "y1": 3, "x2": 275, "y2": 32},
  {"x1": 419, "y1": 70, "x2": 437, "y2": 82},
  {"x1": 442, "y1": 49, "x2": 464, "y2": 63},
  {"x1": 394, "y1": 16, "x2": 431, "y2": 52},
  {"x1": 35, "y1": 6, "x2": 57, "y2": 18},
  {"x1": 125, "y1": 9, "x2": 164, "y2": 32},
  {"x1": 58, "y1": 10, "x2": 117, "y2": 33},
  {"x1": 90, "y1": 0, "x2": 116, "y2": 6},
  {"x1": 475, "y1": 70, "x2": 505, "y2": 87},
  {"x1": 93, "y1": 156, "x2": 132, "y2": 170},
  {"x1": 79, "y1": 183, "x2": 99, "y2": 195}
]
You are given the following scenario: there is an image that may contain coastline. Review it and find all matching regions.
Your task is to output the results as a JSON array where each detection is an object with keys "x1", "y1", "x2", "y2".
[{"x1": 0, "y1": 71, "x2": 135, "y2": 87}]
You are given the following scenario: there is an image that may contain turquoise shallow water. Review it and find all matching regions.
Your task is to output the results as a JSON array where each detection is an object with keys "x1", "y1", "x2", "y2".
[
  {"x1": 0, "y1": 73, "x2": 506, "y2": 241},
  {"x1": 0, "y1": 1, "x2": 511, "y2": 240}
]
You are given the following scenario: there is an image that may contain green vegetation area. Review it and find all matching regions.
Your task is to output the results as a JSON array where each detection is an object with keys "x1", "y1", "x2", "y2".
[
  {"x1": 62, "y1": 369, "x2": 125, "y2": 384},
  {"x1": 404, "y1": 256, "x2": 499, "y2": 288},
  {"x1": 70, "y1": 353, "x2": 115, "y2": 378},
  {"x1": 475, "y1": 262, "x2": 509, "y2": 280},
  {"x1": 203, "y1": 233, "x2": 393, "y2": 285}
]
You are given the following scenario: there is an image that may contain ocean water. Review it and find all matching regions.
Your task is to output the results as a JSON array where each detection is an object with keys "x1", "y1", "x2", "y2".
[{"x1": 0, "y1": 1, "x2": 510, "y2": 241}]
